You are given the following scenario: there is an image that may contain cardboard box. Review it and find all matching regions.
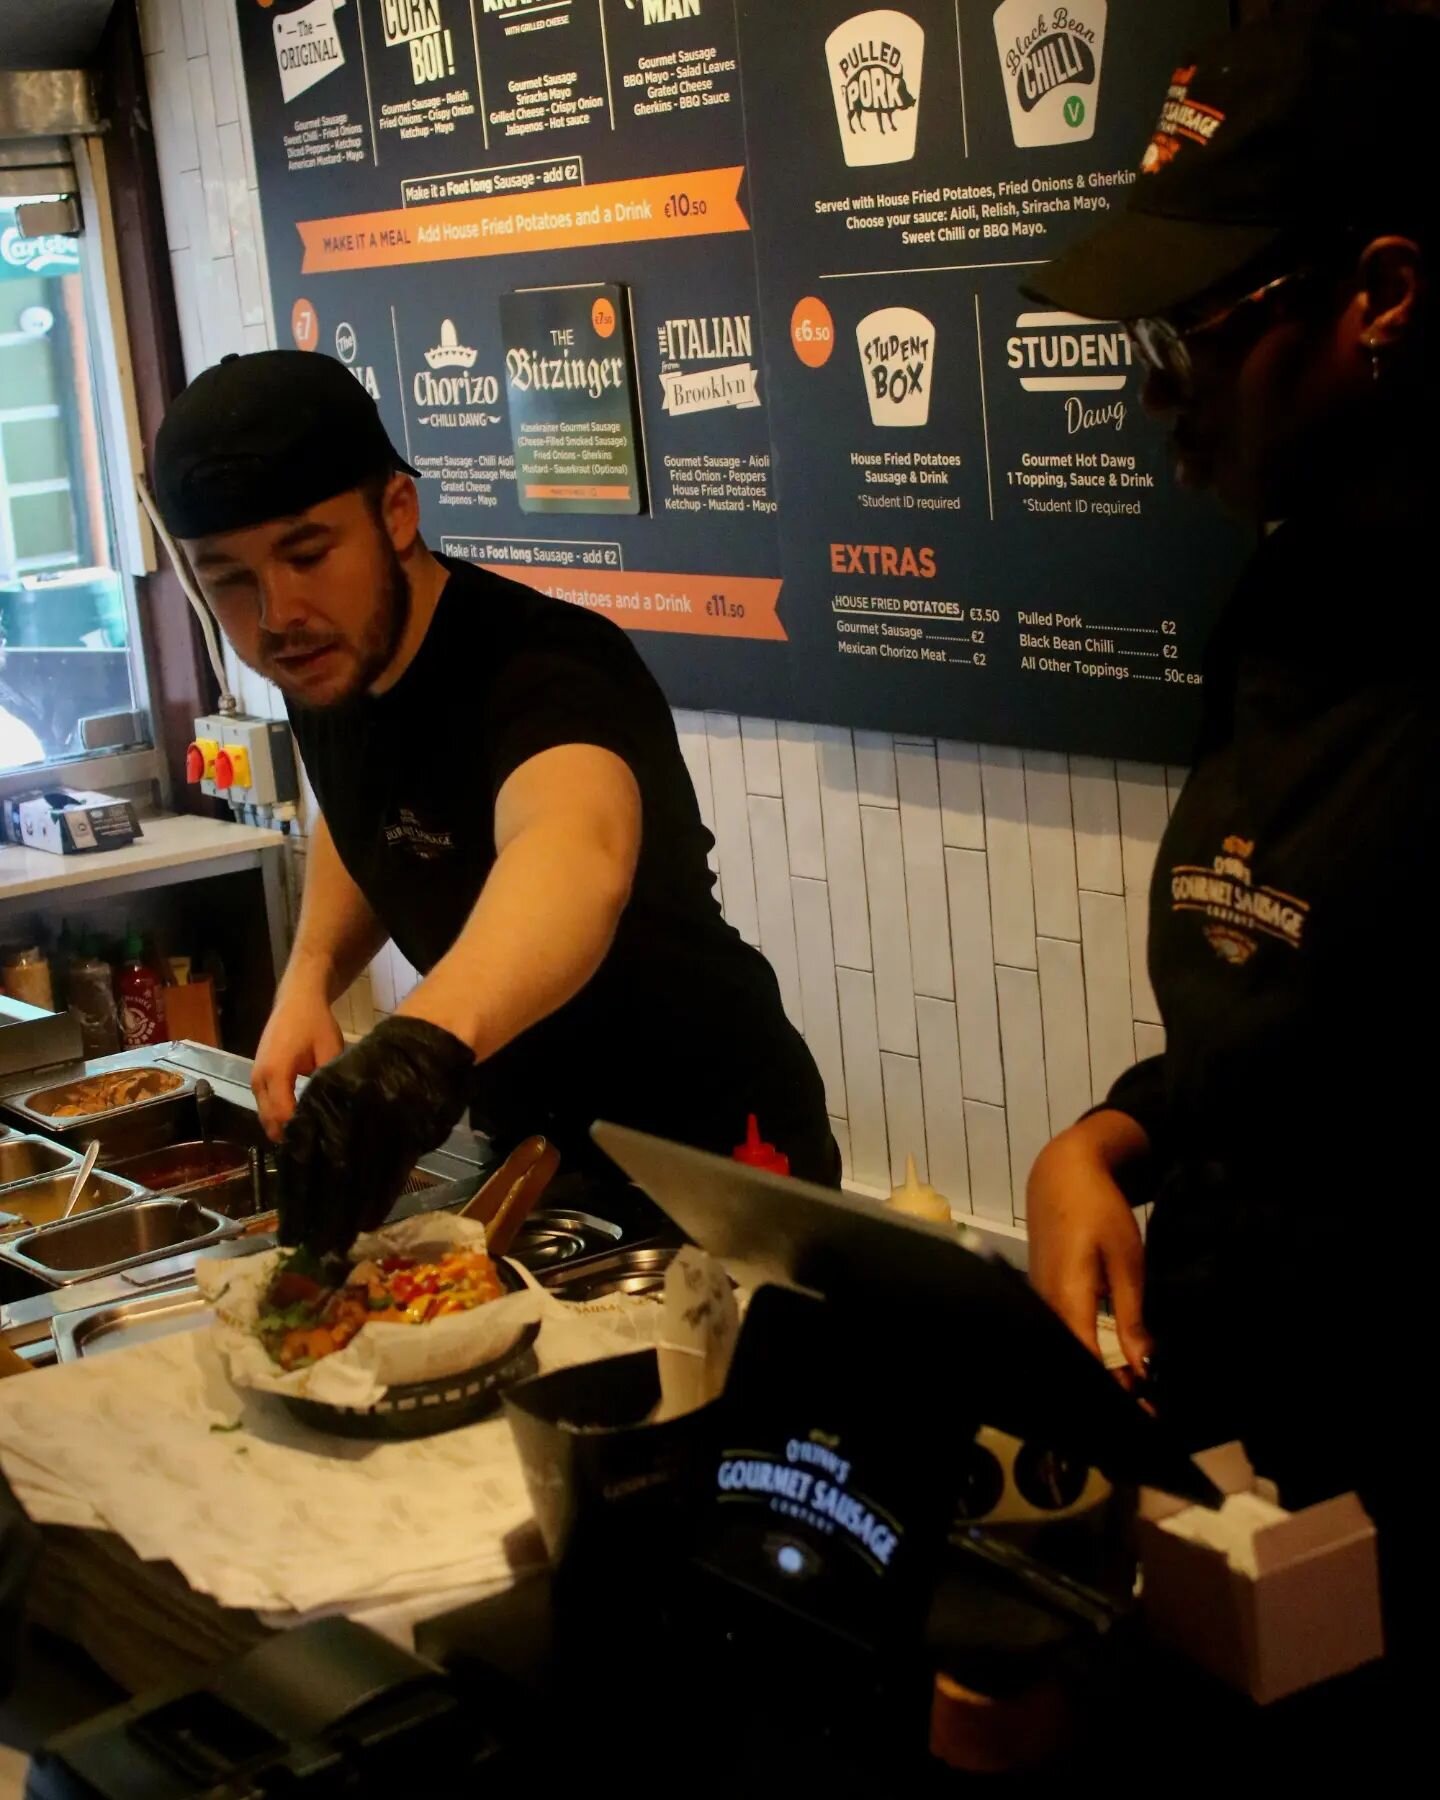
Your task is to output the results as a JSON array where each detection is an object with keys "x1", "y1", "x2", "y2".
[
  {"x1": 1, "y1": 789, "x2": 142, "y2": 856},
  {"x1": 1139, "y1": 1443, "x2": 1384, "y2": 1705}
]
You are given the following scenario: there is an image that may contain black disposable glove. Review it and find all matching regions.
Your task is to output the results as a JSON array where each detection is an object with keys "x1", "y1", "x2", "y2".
[{"x1": 276, "y1": 1015, "x2": 475, "y2": 1255}]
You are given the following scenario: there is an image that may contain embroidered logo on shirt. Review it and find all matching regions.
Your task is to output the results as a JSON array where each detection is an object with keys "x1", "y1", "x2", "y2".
[
  {"x1": 1141, "y1": 64, "x2": 1226, "y2": 174},
  {"x1": 384, "y1": 807, "x2": 455, "y2": 862},
  {"x1": 1170, "y1": 833, "x2": 1308, "y2": 964}
]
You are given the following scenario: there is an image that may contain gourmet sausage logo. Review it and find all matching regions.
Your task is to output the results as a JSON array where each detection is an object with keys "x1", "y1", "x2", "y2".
[
  {"x1": 857, "y1": 306, "x2": 936, "y2": 429},
  {"x1": 993, "y1": 0, "x2": 1106, "y2": 149},
  {"x1": 826, "y1": 11, "x2": 925, "y2": 168},
  {"x1": 273, "y1": 0, "x2": 348, "y2": 107},
  {"x1": 1142, "y1": 66, "x2": 1226, "y2": 174},
  {"x1": 1171, "y1": 833, "x2": 1310, "y2": 966}
]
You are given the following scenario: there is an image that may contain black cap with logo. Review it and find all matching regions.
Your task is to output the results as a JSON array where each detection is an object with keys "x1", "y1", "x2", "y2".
[
  {"x1": 1026, "y1": 10, "x2": 1439, "y2": 322},
  {"x1": 153, "y1": 349, "x2": 419, "y2": 540}
]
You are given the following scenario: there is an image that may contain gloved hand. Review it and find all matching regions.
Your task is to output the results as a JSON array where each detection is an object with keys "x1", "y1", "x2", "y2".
[{"x1": 276, "y1": 1016, "x2": 475, "y2": 1254}]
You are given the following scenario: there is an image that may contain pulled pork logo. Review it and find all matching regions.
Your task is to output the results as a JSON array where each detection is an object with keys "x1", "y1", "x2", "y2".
[
  {"x1": 826, "y1": 11, "x2": 925, "y2": 168},
  {"x1": 1142, "y1": 65, "x2": 1227, "y2": 173},
  {"x1": 1171, "y1": 833, "x2": 1309, "y2": 966}
]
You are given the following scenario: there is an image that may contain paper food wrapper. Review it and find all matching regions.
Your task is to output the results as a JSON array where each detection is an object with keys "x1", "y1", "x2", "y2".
[
  {"x1": 653, "y1": 1247, "x2": 740, "y2": 1422},
  {"x1": 196, "y1": 1213, "x2": 543, "y2": 1411}
]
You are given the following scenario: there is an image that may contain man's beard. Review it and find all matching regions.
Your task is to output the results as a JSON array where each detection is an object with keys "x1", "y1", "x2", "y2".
[{"x1": 258, "y1": 535, "x2": 411, "y2": 708}]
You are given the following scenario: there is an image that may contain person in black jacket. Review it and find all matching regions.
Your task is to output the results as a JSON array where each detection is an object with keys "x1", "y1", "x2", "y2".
[{"x1": 1024, "y1": 9, "x2": 1433, "y2": 1642}]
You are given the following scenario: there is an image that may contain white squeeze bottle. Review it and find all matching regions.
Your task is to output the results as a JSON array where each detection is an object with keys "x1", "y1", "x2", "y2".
[{"x1": 888, "y1": 1155, "x2": 953, "y2": 1225}]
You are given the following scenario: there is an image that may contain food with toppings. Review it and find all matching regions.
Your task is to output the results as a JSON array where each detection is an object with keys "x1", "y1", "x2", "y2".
[
  {"x1": 32, "y1": 1068, "x2": 183, "y2": 1118},
  {"x1": 257, "y1": 1245, "x2": 506, "y2": 1372}
]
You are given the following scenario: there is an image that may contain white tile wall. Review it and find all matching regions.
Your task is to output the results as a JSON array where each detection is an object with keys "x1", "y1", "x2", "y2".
[{"x1": 142, "y1": 24, "x2": 1179, "y2": 1230}]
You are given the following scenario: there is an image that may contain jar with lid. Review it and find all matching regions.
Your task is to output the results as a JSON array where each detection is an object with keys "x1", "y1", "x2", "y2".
[{"x1": 2, "y1": 946, "x2": 54, "y2": 1012}]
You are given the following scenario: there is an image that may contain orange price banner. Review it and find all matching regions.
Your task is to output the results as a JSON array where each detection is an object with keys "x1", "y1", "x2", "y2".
[
  {"x1": 487, "y1": 567, "x2": 786, "y2": 643},
  {"x1": 298, "y1": 168, "x2": 748, "y2": 275}
]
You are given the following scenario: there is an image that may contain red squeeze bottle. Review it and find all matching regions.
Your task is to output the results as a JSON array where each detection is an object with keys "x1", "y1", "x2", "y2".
[
  {"x1": 733, "y1": 1114, "x2": 790, "y2": 1177},
  {"x1": 118, "y1": 929, "x2": 164, "y2": 1049}
]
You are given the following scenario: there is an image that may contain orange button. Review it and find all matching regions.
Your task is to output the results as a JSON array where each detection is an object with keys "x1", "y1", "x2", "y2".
[
  {"x1": 185, "y1": 743, "x2": 205, "y2": 784},
  {"x1": 214, "y1": 749, "x2": 236, "y2": 790}
]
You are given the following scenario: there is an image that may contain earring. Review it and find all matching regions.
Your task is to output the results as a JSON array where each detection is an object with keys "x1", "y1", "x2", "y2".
[{"x1": 1363, "y1": 337, "x2": 1385, "y2": 384}]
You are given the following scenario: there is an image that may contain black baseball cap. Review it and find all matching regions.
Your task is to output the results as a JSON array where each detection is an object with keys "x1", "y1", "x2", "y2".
[
  {"x1": 153, "y1": 349, "x2": 418, "y2": 539},
  {"x1": 1026, "y1": 10, "x2": 1439, "y2": 322}
]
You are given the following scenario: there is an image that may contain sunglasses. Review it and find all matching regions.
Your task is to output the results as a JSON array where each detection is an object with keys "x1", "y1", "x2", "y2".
[{"x1": 1125, "y1": 269, "x2": 1317, "y2": 390}]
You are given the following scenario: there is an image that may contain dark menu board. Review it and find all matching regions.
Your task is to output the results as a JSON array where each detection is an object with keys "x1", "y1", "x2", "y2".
[{"x1": 236, "y1": 0, "x2": 1242, "y2": 761}]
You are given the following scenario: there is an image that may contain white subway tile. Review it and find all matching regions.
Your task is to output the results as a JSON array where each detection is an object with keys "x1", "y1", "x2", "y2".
[
  {"x1": 861, "y1": 806, "x2": 916, "y2": 1055},
  {"x1": 882, "y1": 1053, "x2": 927, "y2": 1186},
  {"x1": 138, "y1": 0, "x2": 180, "y2": 57},
  {"x1": 232, "y1": 0, "x2": 260, "y2": 191},
  {"x1": 1069, "y1": 756, "x2": 1124, "y2": 894},
  {"x1": 172, "y1": 165, "x2": 209, "y2": 265},
  {"x1": 980, "y1": 746, "x2": 1037, "y2": 970},
  {"x1": 1133, "y1": 1022, "x2": 1166, "y2": 1063},
  {"x1": 148, "y1": 43, "x2": 199, "y2": 180},
  {"x1": 1037, "y1": 937, "x2": 1092, "y2": 1131},
  {"x1": 195, "y1": 254, "x2": 245, "y2": 365},
  {"x1": 248, "y1": 191, "x2": 277, "y2": 347},
  {"x1": 777, "y1": 722, "x2": 825, "y2": 879},
  {"x1": 748, "y1": 796, "x2": 803, "y2": 1032},
  {"x1": 996, "y1": 966, "x2": 1049, "y2": 1221},
  {"x1": 837, "y1": 969, "x2": 889, "y2": 1189},
  {"x1": 369, "y1": 945, "x2": 398, "y2": 1015},
  {"x1": 937, "y1": 740, "x2": 985, "y2": 848},
  {"x1": 1023, "y1": 749, "x2": 1080, "y2": 942},
  {"x1": 896, "y1": 741, "x2": 953, "y2": 1001},
  {"x1": 946, "y1": 848, "x2": 1004, "y2": 1105},
  {"x1": 1116, "y1": 761, "x2": 1170, "y2": 900},
  {"x1": 243, "y1": 322, "x2": 271, "y2": 354},
  {"x1": 1079, "y1": 889, "x2": 1136, "y2": 1100},
  {"x1": 831, "y1": 1116, "x2": 853, "y2": 1185},
  {"x1": 793, "y1": 878, "x2": 847, "y2": 1119},
  {"x1": 188, "y1": 55, "x2": 233, "y2": 262},
  {"x1": 739, "y1": 717, "x2": 782, "y2": 796},
  {"x1": 705, "y1": 713, "x2": 759, "y2": 946},
  {"x1": 203, "y1": 0, "x2": 240, "y2": 124},
  {"x1": 816, "y1": 726, "x2": 872, "y2": 971},
  {"x1": 332, "y1": 983, "x2": 355, "y2": 1036},
  {"x1": 391, "y1": 945, "x2": 421, "y2": 1004},
  {"x1": 1127, "y1": 890, "x2": 1160, "y2": 1026},
  {"x1": 673, "y1": 710, "x2": 717, "y2": 828},
  {"x1": 963, "y1": 1101, "x2": 1012, "y2": 1224},
  {"x1": 853, "y1": 729, "x2": 898, "y2": 806},
  {"x1": 168, "y1": 248, "x2": 204, "y2": 374},
  {"x1": 915, "y1": 997, "x2": 970, "y2": 1210},
  {"x1": 1166, "y1": 766, "x2": 1189, "y2": 816},
  {"x1": 181, "y1": 0, "x2": 209, "y2": 56},
  {"x1": 218, "y1": 124, "x2": 265, "y2": 328},
  {"x1": 347, "y1": 973, "x2": 377, "y2": 1035}
]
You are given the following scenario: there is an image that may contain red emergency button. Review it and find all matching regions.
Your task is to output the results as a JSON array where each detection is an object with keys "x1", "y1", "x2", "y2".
[
  {"x1": 185, "y1": 742, "x2": 205, "y2": 784},
  {"x1": 214, "y1": 749, "x2": 236, "y2": 790}
]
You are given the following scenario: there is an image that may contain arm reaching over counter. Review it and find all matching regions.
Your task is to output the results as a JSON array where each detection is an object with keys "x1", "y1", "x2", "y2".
[{"x1": 277, "y1": 745, "x2": 640, "y2": 1253}]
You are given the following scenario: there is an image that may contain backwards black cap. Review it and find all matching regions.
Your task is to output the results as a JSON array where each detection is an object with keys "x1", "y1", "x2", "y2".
[
  {"x1": 1027, "y1": 9, "x2": 1440, "y2": 322},
  {"x1": 153, "y1": 349, "x2": 419, "y2": 539}
]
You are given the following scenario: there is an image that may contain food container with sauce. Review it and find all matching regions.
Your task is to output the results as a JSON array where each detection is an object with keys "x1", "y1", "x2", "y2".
[
  {"x1": 3, "y1": 1063, "x2": 192, "y2": 1133},
  {"x1": 2, "y1": 947, "x2": 54, "y2": 1012}
]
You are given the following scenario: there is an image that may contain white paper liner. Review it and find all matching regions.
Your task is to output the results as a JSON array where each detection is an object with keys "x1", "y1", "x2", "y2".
[{"x1": 196, "y1": 1212, "x2": 542, "y2": 1410}]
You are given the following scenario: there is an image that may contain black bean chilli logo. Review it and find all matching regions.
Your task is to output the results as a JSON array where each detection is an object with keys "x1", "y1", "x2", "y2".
[
  {"x1": 1171, "y1": 834, "x2": 1309, "y2": 966},
  {"x1": 1004, "y1": 9, "x2": 1099, "y2": 114}
]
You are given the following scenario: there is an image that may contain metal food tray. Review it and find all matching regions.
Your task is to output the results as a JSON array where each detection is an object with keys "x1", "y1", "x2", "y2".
[
  {"x1": 51, "y1": 1286, "x2": 214, "y2": 1362},
  {"x1": 0, "y1": 1196, "x2": 237, "y2": 1286},
  {"x1": 2, "y1": 1064, "x2": 196, "y2": 1132},
  {"x1": 0, "y1": 1133, "x2": 80, "y2": 1195}
]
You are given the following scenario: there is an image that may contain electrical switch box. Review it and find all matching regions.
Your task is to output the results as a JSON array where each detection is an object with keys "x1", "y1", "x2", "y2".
[{"x1": 188, "y1": 714, "x2": 300, "y2": 812}]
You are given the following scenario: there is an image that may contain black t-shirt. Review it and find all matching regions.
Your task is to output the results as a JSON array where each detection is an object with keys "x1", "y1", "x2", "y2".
[
  {"x1": 1104, "y1": 517, "x2": 1433, "y2": 1523},
  {"x1": 289, "y1": 557, "x2": 829, "y2": 1174}
]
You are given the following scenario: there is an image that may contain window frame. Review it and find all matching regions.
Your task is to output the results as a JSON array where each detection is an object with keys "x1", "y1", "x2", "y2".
[{"x1": 0, "y1": 131, "x2": 167, "y2": 804}]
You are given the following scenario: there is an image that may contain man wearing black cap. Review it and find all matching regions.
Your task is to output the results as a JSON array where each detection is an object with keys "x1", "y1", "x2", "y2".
[
  {"x1": 153, "y1": 352, "x2": 834, "y2": 1253},
  {"x1": 1025, "y1": 4, "x2": 1433, "y2": 1644}
]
